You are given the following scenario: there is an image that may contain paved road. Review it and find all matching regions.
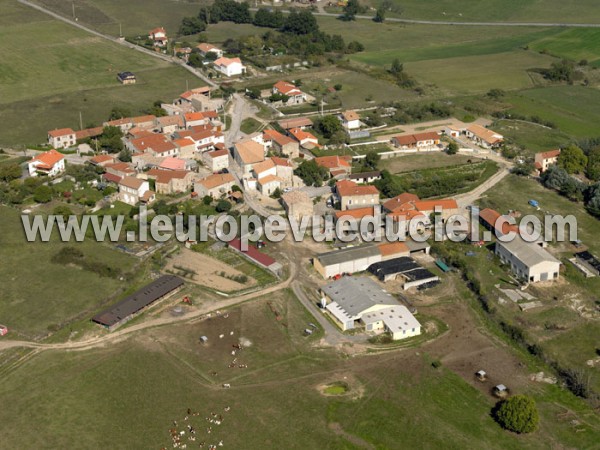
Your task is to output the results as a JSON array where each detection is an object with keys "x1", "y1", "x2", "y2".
[
  {"x1": 18, "y1": 0, "x2": 217, "y2": 88},
  {"x1": 255, "y1": 7, "x2": 600, "y2": 28}
]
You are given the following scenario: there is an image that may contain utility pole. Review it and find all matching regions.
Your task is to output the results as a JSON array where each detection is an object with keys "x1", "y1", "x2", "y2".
[
  {"x1": 79, "y1": 111, "x2": 83, "y2": 130},
  {"x1": 119, "y1": 23, "x2": 122, "y2": 38},
  {"x1": 186, "y1": 79, "x2": 189, "y2": 91},
  {"x1": 72, "y1": 2, "x2": 75, "y2": 19}
]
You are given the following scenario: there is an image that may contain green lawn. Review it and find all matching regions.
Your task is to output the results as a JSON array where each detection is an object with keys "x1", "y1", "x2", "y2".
[
  {"x1": 0, "y1": 205, "x2": 139, "y2": 338},
  {"x1": 0, "y1": 0, "x2": 204, "y2": 147},
  {"x1": 240, "y1": 117, "x2": 262, "y2": 134},
  {"x1": 505, "y1": 86, "x2": 600, "y2": 138}
]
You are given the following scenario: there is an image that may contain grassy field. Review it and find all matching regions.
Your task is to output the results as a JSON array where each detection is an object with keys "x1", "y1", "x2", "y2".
[
  {"x1": 32, "y1": 0, "x2": 204, "y2": 37},
  {"x1": 505, "y1": 86, "x2": 600, "y2": 138},
  {"x1": 0, "y1": 0, "x2": 204, "y2": 147},
  {"x1": 1, "y1": 287, "x2": 599, "y2": 448},
  {"x1": 529, "y1": 28, "x2": 600, "y2": 66},
  {"x1": 380, "y1": 152, "x2": 480, "y2": 173},
  {"x1": 0, "y1": 205, "x2": 139, "y2": 338},
  {"x1": 491, "y1": 119, "x2": 573, "y2": 153},
  {"x1": 378, "y1": 0, "x2": 600, "y2": 24}
]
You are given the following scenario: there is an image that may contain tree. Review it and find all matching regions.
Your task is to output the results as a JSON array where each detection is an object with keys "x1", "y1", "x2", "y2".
[
  {"x1": 216, "y1": 199, "x2": 232, "y2": 212},
  {"x1": 188, "y1": 52, "x2": 204, "y2": 68},
  {"x1": 33, "y1": 185, "x2": 52, "y2": 203},
  {"x1": 109, "y1": 107, "x2": 131, "y2": 120},
  {"x1": 0, "y1": 163, "x2": 22, "y2": 182},
  {"x1": 314, "y1": 115, "x2": 343, "y2": 139},
  {"x1": 282, "y1": 10, "x2": 319, "y2": 35},
  {"x1": 98, "y1": 126, "x2": 124, "y2": 153},
  {"x1": 390, "y1": 58, "x2": 403, "y2": 75},
  {"x1": 365, "y1": 150, "x2": 381, "y2": 170},
  {"x1": 202, "y1": 195, "x2": 213, "y2": 205},
  {"x1": 341, "y1": 0, "x2": 360, "y2": 21},
  {"x1": 545, "y1": 59, "x2": 576, "y2": 83},
  {"x1": 493, "y1": 395, "x2": 539, "y2": 434},
  {"x1": 334, "y1": 84, "x2": 343, "y2": 91},
  {"x1": 245, "y1": 87, "x2": 261, "y2": 100},
  {"x1": 373, "y1": 8, "x2": 385, "y2": 23},
  {"x1": 586, "y1": 146, "x2": 600, "y2": 181},
  {"x1": 179, "y1": 17, "x2": 206, "y2": 36},
  {"x1": 346, "y1": 41, "x2": 365, "y2": 53},
  {"x1": 294, "y1": 160, "x2": 329, "y2": 187},
  {"x1": 119, "y1": 149, "x2": 132, "y2": 162},
  {"x1": 558, "y1": 145, "x2": 588, "y2": 174},
  {"x1": 253, "y1": 8, "x2": 285, "y2": 28},
  {"x1": 53, "y1": 205, "x2": 73, "y2": 220},
  {"x1": 446, "y1": 142, "x2": 459, "y2": 155},
  {"x1": 270, "y1": 187, "x2": 282, "y2": 199}
]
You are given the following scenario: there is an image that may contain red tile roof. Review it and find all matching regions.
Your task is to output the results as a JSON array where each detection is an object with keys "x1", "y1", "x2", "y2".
[
  {"x1": 392, "y1": 131, "x2": 439, "y2": 146},
  {"x1": 48, "y1": 128, "x2": 75, "y2": 138},
  {"x1": 263, "y1": 129, "x2": 295, "y2": 146},
  {"x1": 31, "y1": 149, "x2": 65, "y2": 168},
  {"x1": 335, "y1": 180, "x2": 379, "y2": 197},
  {"x1": 479, "y1": 208, "x2": 519, "y2": 236},
  {"x1": 315, "y1": 155, "x2": 351, "y2": 170},
  {"x1": 273, "y1": 81, "x2": 302, "y2": 96}
]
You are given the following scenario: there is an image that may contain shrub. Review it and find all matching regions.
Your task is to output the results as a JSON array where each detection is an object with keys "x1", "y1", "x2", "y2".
[{"x1": 493, "y1": 395, "x2": 539, "y2": 434}]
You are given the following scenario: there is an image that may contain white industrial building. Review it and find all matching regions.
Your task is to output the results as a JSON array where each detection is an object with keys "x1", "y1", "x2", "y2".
[
  {"x1": 319, "y1": 277, "x2": 421, "y2": 340},
  {"x1": 495, "y1": 237, "x2": 561, "y2": 283}
]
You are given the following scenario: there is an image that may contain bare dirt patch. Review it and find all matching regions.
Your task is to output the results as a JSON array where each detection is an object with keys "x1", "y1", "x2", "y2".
[{"x1": 165, "y1": 248, "x2": 257, "y2": 292}]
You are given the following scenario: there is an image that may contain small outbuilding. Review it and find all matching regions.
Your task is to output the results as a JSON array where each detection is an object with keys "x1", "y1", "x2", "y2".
[
  {"x1": 117, "y1": 71, "x2": 136, "y2": 84},
  {"x1": 493, "y1": 384, "x2": 509, "y2": 398},
  {"x1": 475, "y1": 370, "x2": 487, "y2": 381}
]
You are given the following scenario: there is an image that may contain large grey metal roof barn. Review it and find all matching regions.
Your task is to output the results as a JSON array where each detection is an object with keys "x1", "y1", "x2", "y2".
[{"x1": 92, "y1": 275, "x2": 184, "y2": 328}]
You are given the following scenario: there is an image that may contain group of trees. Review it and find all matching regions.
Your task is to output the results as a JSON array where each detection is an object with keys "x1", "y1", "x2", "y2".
[
  {"x1": 541, "y1": 165, "x2": 600, "y2": 217},
  {"x1": 543, "y1": 59, "x2": 578, "y2": 83},
  {"x1": 312, "y1": 115, "x2": 348, "y2": 145},
  {"x1": 385, "y1": 101, "x2": 452, "y2": 124},
  {"x1": 180, "y1": 5, "x2": 363, "y2": 59},
  {"x1": 294, "y1": 160, "x2": 330, "y2": 187}
]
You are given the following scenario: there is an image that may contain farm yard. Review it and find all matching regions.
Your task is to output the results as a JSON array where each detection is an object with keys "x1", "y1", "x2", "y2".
[
  {"x1": 1, "y1": 282, "x2": 599, "y2": 448},
  {"x1": 165, "y1": 247, "x2": 258, "y2": 292}
]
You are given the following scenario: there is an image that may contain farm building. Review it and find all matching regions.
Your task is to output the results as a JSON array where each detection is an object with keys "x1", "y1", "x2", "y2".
[
  {"x1": 479, "y1": 208, "x2": 520, "y2": 237},
  {"x1": 348, "y1": 171, "x2": 381, "y2": 184},
  {"x1": 314, "y1": 242, "x2": 410, "y2": 279},
  {"x1": 495, "y1": 237, "x2": 561, "y2": 283},
  {"x1": 368, "y1": 256, "x2": 439, "y2": 289},
  {"x1": 228, "y1": 238, "x2": 283, "y2": 276},
  {"x1": 465, "y1": 124, "x2": 503, "y2": 149},
  {"x1": 575, "y1": 251, "x2": 600, "y2": 276},
  {"x1": 92, "y1": 275, "x2": 184, "y2": 330},
  {"x1": 319, "y1": 276, "x2": 421, "y2": 340},
  {"x1": 117, "y1": 71, "x2": 136, "y2": 84}
]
